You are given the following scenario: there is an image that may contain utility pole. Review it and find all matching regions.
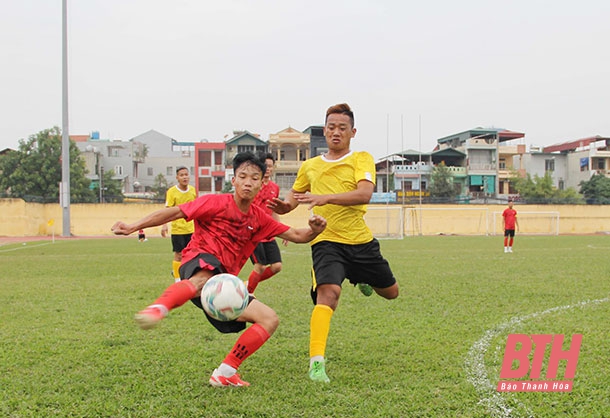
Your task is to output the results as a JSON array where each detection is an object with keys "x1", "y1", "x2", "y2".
[{"x1": 61, "y1": 0, "x2": 71, "y2": 237}]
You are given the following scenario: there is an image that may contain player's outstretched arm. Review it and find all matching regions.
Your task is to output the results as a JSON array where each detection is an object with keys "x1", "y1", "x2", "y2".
[
  {"x1": 112, "y1": 207, "x2": 185, "y2": 236},
  {"x1": 293, "y1": 180, "x2": 373, "y2": 209},
  {"x1": 268, "y1": 189, "x2": 299, "y2": 214},
  {"x1": 278, "y1": 215, "x2": 326, "y2": 243}
]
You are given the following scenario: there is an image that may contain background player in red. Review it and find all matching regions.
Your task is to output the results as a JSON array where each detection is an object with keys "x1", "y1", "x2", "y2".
[
  {"x1": 502, "y1": 199, "x2": 519, "y2": 253},
  {"x1": 246, "y1": 152, "x2": 284, "y2": 294},
  {"x1": 111, "y1": 152, "x2": 326, "y2": 387}
]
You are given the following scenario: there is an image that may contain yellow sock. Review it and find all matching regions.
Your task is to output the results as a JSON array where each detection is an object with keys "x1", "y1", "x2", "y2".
[
  {"x1": 310, "y1": 304, "x2": 334, "y2": 358},
  {"x1": 172, "y1": 260, "x2": 181, "y2": 281}
]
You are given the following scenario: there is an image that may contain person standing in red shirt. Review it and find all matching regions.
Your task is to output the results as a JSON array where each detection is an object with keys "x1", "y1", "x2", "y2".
[
  {"x1": 246, "y1": 152, "x2": 283, "y2": 294},
  {"x1": 111, "y1": 152, "x2": 326, "y2": 387},
  {"x1": 502, "y1": 199, "x2": 519, "y2": 253}
]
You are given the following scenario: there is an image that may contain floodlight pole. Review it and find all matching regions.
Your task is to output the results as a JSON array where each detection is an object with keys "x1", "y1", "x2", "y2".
[{"x1": 61, "y1": 0, "x2": 71, "y2": 237}]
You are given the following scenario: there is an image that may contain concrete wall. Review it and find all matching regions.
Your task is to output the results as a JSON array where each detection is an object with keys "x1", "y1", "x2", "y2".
[{"x1": 1, "y1": 198, "x2": 609, "y2": 237}]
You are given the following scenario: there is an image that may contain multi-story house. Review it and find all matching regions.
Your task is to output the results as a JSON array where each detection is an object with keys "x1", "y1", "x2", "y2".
[
  {"x1": 129, "y1": 130, "x2": 196, "y2": 193},
  {"x1": 536, "y1": 136, "x2": 610, "y2": 190},
  {"x1": 303, "y1": 125, "x2": 326, "y2": 157},
  {"x1": 194, "y1": 142, "x2": 226, "y2": 195},
  {"x1": 73, "y1": 133, "x2": 135, "y2": 199},
  {"x1": 268, "y1": 127, "x2": 310, "y2": 194},
  {"x1": 224, "y1": 131, "x2": 267, "y2": 166},
  {"x1": 435, "y1": 128, "x2": 525, "y2": 199}
]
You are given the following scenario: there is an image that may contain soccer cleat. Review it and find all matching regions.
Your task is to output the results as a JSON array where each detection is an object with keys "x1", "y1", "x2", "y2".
[
  {"x1": 209, "y1": 369, "x2": 250, "y2": 387},
  {"x1": 134, "y1": 305, "x2": 167, "y2": 330},
  {"x1": 504, "y1": 247, "x2": 508, "y2": 253},
  {"x1": 308, "y1": 361, "x2": 330, "y2": 383},
  {"x1": 357, "y1": 283, "x2": 373, "y2": 297},
  {"x1": 508, "y1": 247, "x2": 513, "y2": 253}
]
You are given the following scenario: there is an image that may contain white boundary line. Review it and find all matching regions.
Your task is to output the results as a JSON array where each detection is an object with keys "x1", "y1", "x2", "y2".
[
  {"x1": 464, "y1": 297, "x2": 610, "y2": 418},
  {"x1": 0, "y1": 242, "x2": 54, "y2": 253}
]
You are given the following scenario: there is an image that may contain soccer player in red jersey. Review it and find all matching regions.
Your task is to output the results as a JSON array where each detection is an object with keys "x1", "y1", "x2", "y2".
[
  {"x1": 502, "y1": 199, "x2": 519, "y2": 253},
  {"x1": 111, "y1": 152, "x2": 326, "y2": 387},
  {"x1": 246, "y1": 153, "x2": 284, "y2": 294}
]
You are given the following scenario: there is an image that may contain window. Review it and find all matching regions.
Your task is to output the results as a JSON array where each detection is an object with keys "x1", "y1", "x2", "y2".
[
  {"x1": 558, "y1": 180, "x2": 565, "y2": 190},
  {"x1": 147, "y1": 167, "x2": 153, "y2": 176},
  {"x1": 545, "y1": 159, "x2": 555, "y2": 172},
  {"x1": 200, "y1": 151, "x2": 212, "y2": 166},
  {"x1": 166, "y1": 167, "x2": 173, "y2": 176},
  {"x1": 199, "y1": 177, "x2": 212, "y2": 192},
  {"x1": 238, "y1": 145, "x2": 255, "y2": 153},
  {"x1": 214, "y1": 151, "x2": 223, "y2": 165},
  {"x1": 499, "y1": 159, "x2": 506, "y2": 170},
  {"x1": 114, "y1": 165, "x2": 124, "y2": 176},
  {"x1": 597, "y1": 159, "x2": 605, "y2": 170}
]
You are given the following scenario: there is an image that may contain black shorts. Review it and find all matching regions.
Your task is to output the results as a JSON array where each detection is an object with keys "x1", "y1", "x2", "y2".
[
  {"x1": 249, "y1": 240, "x2": 282, "y2": 265},
  {"x1": 311, "y1": 239, "x2": 396, "y2": 294},
  {"x1": 504, "y1": 229, "x2": 516, "y2": 237},
  {"x1": 179, "y1": 253, "x2": 253, "y2": 334},
  {"x1": 171, "y1": 234, "x2": 192, "y2": 253}
]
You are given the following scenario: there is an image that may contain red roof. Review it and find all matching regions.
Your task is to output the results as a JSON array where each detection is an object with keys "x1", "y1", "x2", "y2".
[{"x1": 543, "y1": 136, "x2": 606, "y2": 153}]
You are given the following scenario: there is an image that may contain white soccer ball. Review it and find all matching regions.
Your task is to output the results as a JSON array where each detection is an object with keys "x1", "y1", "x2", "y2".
[{"x1": 200, "y1": 273, "x2": 249, "y2": 321}]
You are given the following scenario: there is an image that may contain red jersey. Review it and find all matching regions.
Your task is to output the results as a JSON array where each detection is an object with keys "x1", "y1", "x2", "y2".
[
  {"x1": 252, "y1": 180, "x2": 280, "y2": 216},
  {"x1": 502, "y1": 208, "x2": 518, "y2": 230},
  {"x1": 178, "y1": 194, "x2": 290, "y2": 275},
  {"x1": 252, "y1": 180, "x2": 280, "y2": 243}
]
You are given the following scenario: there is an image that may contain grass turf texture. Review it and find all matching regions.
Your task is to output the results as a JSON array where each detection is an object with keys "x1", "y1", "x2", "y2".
[{"x1": 0, "y1": 235, "x2": 608, "y2": 417}]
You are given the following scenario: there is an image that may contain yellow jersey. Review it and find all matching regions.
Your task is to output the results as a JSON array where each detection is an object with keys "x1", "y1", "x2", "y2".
[
  {"x1": 292, "y1": 151, "x2": 375, "y2": 246},
  {"x1": 165, "y1": 185, "x2": 197, "y2": 234}
]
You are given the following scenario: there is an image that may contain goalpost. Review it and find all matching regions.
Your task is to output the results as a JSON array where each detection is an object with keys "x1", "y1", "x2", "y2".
[
  {"x1": 365, "y1": 206, "x2": 561, "y2": 237},
  {"x1": 404, "y1": 207, "x2": 491, "y2": 236},
  {"x1": 366, "y1": 205, "x2": 404, "y2": 239},
  {"x1": 491, "y1": 211, "x2": 560, "y2": 236}
]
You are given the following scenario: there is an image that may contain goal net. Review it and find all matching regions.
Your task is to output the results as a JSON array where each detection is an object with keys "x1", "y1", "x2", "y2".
[
  {"x1": 366, "y1": 205, "x2": 404, "y2": 239},
  {"x1": 491, "y1": 211, "x2": 560, "y2": 236},
  {"x1": 404, "y1": 206, "x2": 491, "y2": 236}
]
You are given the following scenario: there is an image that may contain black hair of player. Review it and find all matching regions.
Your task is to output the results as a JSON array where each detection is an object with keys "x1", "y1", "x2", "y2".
[{"x1": 233, "y1": 151, "x2": 267, "y2": 176}]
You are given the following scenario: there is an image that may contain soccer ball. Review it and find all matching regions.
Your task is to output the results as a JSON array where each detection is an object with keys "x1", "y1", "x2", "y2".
[{"x1": 200, "y1": 273, "x2": 249, "y2": 321}]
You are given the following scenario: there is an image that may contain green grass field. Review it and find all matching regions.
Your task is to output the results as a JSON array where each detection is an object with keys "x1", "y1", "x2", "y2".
[{"x1": 1, "y1": 235, "x2": 608, "y2": 417}]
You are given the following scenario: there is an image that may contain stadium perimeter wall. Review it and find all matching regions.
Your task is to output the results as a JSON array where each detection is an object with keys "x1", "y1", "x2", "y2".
[{"x1": 0, "y1": 198, "x2": 609, "y2": 238}]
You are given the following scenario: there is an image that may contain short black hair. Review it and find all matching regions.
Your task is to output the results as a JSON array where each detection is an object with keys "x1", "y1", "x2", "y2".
[
  {"x1": 176, "y1": 166, "x2": 188, "y2": 174},
  {"x1": 233, "y1": 151, "x2": 266, "y2": 175}
]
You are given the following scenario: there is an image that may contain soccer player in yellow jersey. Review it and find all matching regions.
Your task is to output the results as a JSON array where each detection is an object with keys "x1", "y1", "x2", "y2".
[
  {"x1": 270, "y1": 103, "x2": 399, "y2": 383},
  {"x1": 161, "y1": 166, "x2": 197, "y2": 282}
]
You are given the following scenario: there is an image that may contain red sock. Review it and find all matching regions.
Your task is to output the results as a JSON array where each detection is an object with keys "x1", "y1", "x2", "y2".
[
  {"x1": 152, "y1": 280, "x2": 197, "y2": 311},
  {"x1": 247, "y1": 267, "x2": 275, "y2": 293},
  {"x1": 222, "y1": 323, "x2": 270, "y2": 369},
  {"x1": 504, "y1": 237, "x2": 508, "y2": 246},
  {"x1": 509, "y1": 238, "x2": 514, "y2": 247}
]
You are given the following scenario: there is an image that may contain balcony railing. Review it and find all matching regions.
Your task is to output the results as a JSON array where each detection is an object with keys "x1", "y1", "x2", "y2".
[{"x1": 393, "y1": 165, "x2": 433, "y2": 174}]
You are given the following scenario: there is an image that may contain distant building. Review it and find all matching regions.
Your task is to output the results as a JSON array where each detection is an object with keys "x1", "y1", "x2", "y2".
[
  {"x1": 268, "y1": 127, "x2": 310, "y2": 194},
  {"x1": 224, "y1": 131, "x2": 267, "y2": 165},
  {"x1": 194, "y1": 142, "x2": 226, "y2": 195},
  {"x1": 435, "y1": 128, "x2": 525, "y2": 199},
  {"x1": 516, "y1": 136, "x2": 610, "y2": 191},
  {"x1": 129, "y1": 130, "x2": 196, "y2": 193}
]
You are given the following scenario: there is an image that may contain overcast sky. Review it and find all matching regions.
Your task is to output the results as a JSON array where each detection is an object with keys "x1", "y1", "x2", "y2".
[{"x1": 2, "y1": 0, "x2": 609, "y2": 160}]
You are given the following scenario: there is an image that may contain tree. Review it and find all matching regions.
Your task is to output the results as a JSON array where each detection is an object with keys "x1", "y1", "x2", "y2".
[
  {"x1": 579, "y1": 173, "x2": 610, "y2": 204},
  {"x1": 510, "y1": 171, "x2": 583, "y2": 204},
  {"x1": 429, "y1": 162, "x2": 457, "y2": 201},
  {"x1": 0, "y1": 127, "x2": 97, "y2": 203},
  {"x1": 150, "y1": 173, "x2": 169, "y2": 200},
  {"x1": 93, "y1": 169, "x2": 124, "y2": 203},
  {"x1": 222, "y1": 180, "x2": 233, "y2": 193}
]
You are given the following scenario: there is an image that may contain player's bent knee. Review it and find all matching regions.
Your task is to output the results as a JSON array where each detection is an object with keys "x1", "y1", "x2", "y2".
[{"x1": 376, "y1": 285, "x2": 399, "y2": 300}]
